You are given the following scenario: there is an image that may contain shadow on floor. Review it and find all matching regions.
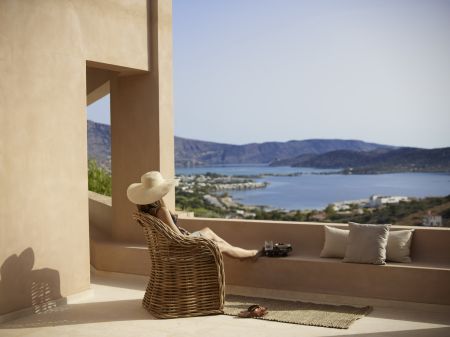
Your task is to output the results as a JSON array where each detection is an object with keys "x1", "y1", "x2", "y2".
[
  {"x1": 0, "y1": 299, "x2": 155, "y2": 328},
  {"x1": 364, "y1": 306, "x2": 450, "y2": 325},
  {"x1": 322, "y1": 327, "x2": 450, "y2": 337}
]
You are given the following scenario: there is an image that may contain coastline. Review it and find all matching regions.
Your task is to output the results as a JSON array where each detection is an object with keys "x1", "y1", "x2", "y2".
[
  {"x1": 176, "y1": 164, "x2": 450, "y2": 176},
  {"x1": 174, "y1": 167, "x2": 450, "y2": 226}
]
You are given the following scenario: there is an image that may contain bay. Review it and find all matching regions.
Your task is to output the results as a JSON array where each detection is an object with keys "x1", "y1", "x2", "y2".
[{"x1": 176, "y1": 165, "x2": 450, "y2": 210}]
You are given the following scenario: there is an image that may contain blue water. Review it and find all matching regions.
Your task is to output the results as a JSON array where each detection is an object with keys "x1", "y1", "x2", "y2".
[{"x1": 176, "y1": 165, "x2": 450, "y2": 210}]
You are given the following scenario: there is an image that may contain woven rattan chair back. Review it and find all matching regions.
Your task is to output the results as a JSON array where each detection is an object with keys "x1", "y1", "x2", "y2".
[{"x1": 133, "y1": 212, "x2": 225, "y2": 318}]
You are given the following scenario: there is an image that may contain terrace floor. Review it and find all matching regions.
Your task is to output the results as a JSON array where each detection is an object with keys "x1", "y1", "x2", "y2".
[{"x1": 1, "y1": 270, "x2": 449, "y2": 337}]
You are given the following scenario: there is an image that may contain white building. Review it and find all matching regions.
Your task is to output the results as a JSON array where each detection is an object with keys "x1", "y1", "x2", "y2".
[
  {"x1": 330, "y1": 198, "x2": 369, "y2": 211},
  {"x1": 332, "y1": 203, "x2": 351, "y2": 212},
  {"x1": 422, "y1": 215, "x2": 443, "y2": 227},
  {"x1": 369, "y1": 195, "x2": 409, "y2": 208}
]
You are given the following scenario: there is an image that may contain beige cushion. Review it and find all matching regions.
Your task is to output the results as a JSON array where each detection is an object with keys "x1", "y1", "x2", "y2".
[
  {"x1": 320, "y1": 226, "x2": 348, "y2": 258},
  {"x1": 343, "y1": 222, "x2": 390, "y2": 265},
  {"x1": 386, "y1": 229, "x2": 414, "y2": 263},
  {"x1": 319, "y1": 224, "x2": 414, "y2": 263}
]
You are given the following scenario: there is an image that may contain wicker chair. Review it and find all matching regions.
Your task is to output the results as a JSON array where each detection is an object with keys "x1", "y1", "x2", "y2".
[{"x1": 133, "y1": 211, "x2": 225, "y2": 318}]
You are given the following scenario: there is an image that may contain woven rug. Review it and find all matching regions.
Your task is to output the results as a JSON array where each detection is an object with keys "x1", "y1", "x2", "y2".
[{"x1": 223, "y1": 295, "x2": 372, "y2": 329}]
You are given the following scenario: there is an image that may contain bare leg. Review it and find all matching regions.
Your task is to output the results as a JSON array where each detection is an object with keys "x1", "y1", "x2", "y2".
[{"x1": 198, "y1": 227, "x2": 258, "y2": 259}]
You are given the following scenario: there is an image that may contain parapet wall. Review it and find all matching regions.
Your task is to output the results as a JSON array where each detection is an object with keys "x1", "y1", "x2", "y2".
[
  {"x1": 89, "y1": 193, "x2": 450, "y2": 304},
  {"x1": 178, "y1": 217, "x2": 450, "y2": 265}
]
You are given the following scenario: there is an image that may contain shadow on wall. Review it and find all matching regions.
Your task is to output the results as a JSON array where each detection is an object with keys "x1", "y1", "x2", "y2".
[{"x1": 0, "y1": 248, "x2": 62, "y2": 316}]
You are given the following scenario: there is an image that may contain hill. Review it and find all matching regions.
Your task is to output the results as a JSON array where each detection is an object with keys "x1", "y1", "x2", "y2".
[
  {"x1": 87, "y1": 120, "x2": 394, "y2": 168},
  {"x1": 271, "y1": 147, "x2": 450, "y2": 173},
  {"x1": 175, "y1": 137, "x2": 394, "y2": 167},
  {"x1": 87, "y1": 120, "x2": 111, "y2": 169},
  {"x1": 87, "y1": 120, "x2": 450, "y2": 173}
]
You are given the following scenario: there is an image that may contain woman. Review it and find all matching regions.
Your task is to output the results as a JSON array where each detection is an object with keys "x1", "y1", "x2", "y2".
[{"x1": 127, "y1": 171, "x2": 259, "y2": 260}]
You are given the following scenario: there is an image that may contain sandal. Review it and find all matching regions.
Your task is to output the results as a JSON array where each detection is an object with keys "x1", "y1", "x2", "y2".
[{"x1": 238, "y1": 304, "x2": 268, "y2": 318}]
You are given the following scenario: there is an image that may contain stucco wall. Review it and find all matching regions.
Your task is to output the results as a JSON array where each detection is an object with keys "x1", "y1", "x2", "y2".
[
  {"x1": 111, "y1": 0, "x2": 174, "y2": 243},
  {"x1": 0, "y1": 0, "x2": 170, "y2": 315}
]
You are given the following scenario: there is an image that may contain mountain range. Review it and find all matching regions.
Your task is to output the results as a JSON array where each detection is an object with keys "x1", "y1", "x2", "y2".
[
  {"x1": 270, "y1": 147, "x2": 450, "y2": 173},
  {"x1": 175, "y1": 136, "x2": 395, "y2": 167},
  {"x1": 88, "y1": 120, "x2": 450, "y2": 173},
  {"x1": 88, "y1": 120, "x2": 111, "y2": 169}
]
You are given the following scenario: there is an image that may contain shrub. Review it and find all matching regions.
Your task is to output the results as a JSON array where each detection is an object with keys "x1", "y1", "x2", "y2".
[{"x1": 88, "y1": 160, "x2": 112, "y2": 196}]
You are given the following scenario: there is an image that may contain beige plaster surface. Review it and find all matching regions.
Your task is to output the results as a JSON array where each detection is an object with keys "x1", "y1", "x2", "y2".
[
  {"x1": 0, "y1": 0, "x2": 174, "y2": 315},
  {"x1": 89, "y1": 191, "x2": 112, "y2": 237},
  {"x1": 111, "y1": 0, "x2": 175, "y2": 244},
  {"x1": 0, "y1": 270, "x2": 449, "y2": 337}
]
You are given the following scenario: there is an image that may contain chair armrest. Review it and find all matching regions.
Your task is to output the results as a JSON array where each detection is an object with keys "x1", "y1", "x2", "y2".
[
  {"x1": 178, "y1": 235, "x2": 223, "y2": 265},
  {"x1": 133, "y1": 211, "x2": 223, "y2": 265}
]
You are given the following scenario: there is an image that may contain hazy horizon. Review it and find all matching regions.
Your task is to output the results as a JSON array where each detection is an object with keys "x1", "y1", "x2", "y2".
[
  {"x1": 88, "y1": 118, "x2": 446, "y2": 149},
  {"x1": 87, "y1": 0, "x2": 450, "y2": 149}
]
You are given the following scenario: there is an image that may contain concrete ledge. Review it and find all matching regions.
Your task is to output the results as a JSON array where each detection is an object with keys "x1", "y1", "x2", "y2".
[
  {"x1": 89, "y1": 191, "x2": 112, "y2": 237},
  {"x1": 90, "y1": 236, "x2": 150, "y2": 276},
  {"x1": 178, "y1": 217, "x2": 450, "y2": 265},
  {"x1": 89, "y1": 235, "x2": 450, "y2": 305},
  {"x1": 179, "y1": 217, "x2": 450, "y2": 305},
  {"x1": 88, "y1": 194, "x2": 450, "y2": 306},
  {"x1": 91, "y1": 268, "x2": 450, "y2": 313},
  {"x1": 223, "y1": 255, "x2": 450, "y2": 305}
]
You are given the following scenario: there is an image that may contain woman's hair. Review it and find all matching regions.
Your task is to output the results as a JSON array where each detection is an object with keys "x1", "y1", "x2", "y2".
[
  {"x1": 137, "y1": 200, "x2": 162, "y2": 214},
  {"x1": 137, "y1": 199, "x2": 180, "y2": 227}
]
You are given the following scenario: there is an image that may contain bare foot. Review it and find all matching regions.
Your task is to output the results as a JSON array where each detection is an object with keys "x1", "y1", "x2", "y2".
[{"x1": 222, "y1": 247, "x2": 258, "y2": 260}]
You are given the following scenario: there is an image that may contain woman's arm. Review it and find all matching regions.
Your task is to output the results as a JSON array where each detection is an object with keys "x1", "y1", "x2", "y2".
[{"x1": 156, "y1": 206, "x2": 182, "y2": 235}]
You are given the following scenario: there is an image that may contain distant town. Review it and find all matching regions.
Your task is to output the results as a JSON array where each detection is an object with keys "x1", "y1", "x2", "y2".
[{"x1": 87, "y1": 158, "x2": 449, "y2": 227}]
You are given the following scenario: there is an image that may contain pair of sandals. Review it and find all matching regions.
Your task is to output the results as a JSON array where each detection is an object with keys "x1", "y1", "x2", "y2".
[{"x1": 237, "y1": 304, "x2": 268, "y2": 318}]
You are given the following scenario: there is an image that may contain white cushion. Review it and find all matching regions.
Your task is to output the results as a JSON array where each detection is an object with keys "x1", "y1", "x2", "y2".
[
  {"x1": 320, "y1": 223, "x2": 414, "y2": 263},
  {"x1": 320, "y1": 225, "x2": 348, "y2": 258},
  {"x1": 386, "y1": 229, "x2": 414, "y2": 263}
]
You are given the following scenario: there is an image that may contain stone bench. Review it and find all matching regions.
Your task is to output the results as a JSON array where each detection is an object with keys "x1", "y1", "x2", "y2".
[
  {"x1": 179, "y1": 217, "x2": 450, "y2": 305},
  {"x1": 88, "y1": 193, "x2": 450, "y2": 306}
]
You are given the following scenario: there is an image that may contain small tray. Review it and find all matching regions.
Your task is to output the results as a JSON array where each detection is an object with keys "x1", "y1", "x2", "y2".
[{"x1": 264, "y1": 243, "x2": 292, "y2": 257}]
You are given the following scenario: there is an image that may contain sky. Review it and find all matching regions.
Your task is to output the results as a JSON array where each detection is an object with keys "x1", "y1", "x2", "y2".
[{"x1": 87, "y1": 0, "x2": 450, "y2": 149}]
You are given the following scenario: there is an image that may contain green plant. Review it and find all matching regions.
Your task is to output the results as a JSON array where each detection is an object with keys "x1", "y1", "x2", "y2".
[{"x1": 88, "y1": 160, "x2": 112, "y2": 196}]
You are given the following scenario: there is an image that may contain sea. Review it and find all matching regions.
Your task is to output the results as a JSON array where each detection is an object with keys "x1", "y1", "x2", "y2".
[{"x1": 176, "y1": 165, "x2": 450, "y2": 210}]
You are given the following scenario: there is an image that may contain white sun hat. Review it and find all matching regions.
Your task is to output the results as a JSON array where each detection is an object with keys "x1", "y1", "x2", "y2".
[{"x1": 127, "y1": 171, "x2": 179, "y2": 205}]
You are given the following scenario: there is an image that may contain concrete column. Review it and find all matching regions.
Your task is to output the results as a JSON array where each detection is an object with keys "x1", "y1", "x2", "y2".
[{"x1": 110, "y1": 0, "x2": 174, "y2": 243}]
